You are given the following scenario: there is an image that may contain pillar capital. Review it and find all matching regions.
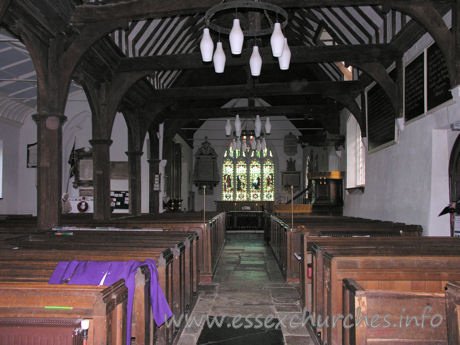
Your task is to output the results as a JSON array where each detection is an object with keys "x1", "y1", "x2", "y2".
[
  {"x1": 89, "y1": 139, "x2": 113, "y2": 146},
  {"x1": 32, "y1": 112, "x2": 67, "y2": 129}
]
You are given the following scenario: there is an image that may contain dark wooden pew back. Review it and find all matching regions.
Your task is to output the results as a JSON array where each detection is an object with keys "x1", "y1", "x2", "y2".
[
  {"x1": 446, "y1": 281, "x2": 460, "y2": 345},
  {"x1": 0, "y1": 280, "x2": 128, "y2": 345},
  {"x1": 342, "y1": 279, "x2": 447, "y2": 345},
  {"x1": 310, "y1": 238, "x2": 460, "y2": 345}
]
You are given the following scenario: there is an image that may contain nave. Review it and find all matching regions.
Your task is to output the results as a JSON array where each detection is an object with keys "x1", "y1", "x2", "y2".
[
  {"x1": 0, "y1": 211, "x2": 459, "y2": 345},
  {"x1": 178, "y1": 233, "x2": 314, "y2": 345}
]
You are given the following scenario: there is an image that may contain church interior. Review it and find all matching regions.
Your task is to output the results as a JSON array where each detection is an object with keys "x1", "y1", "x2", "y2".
[{"x1": 0, "y1": 1, "x2": 460, "y2": 345}]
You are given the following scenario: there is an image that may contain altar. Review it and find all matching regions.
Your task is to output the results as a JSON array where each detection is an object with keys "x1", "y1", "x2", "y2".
[{"x1": 215, "y1": 201, "x2": 274, "y2": 213}]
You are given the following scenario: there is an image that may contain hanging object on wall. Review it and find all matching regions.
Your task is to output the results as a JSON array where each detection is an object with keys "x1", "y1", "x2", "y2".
[
  {"x1": 193, "y1": 137, "x2": 220, "y2": 194},
  {"x1": 283, "y1": 132, "x2": 298, "y2": 156}
]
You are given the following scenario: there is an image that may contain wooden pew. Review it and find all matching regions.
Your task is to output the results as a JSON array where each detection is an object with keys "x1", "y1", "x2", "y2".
[
  {"x1": 60, "y1": 212, "x2": 226, "y2": 282},
  {"x1": 0, "y1": 244, "x2": 175, "y2": 345},
  {"x1": 0, "y1": 212, "x2": 226, "y2": 283},
  {"x1": 0, "y1": 280, "x2": 128, "y2": 345},
  {"x1": 37, "y1": 229, "x2": 199, "y2": 314},
  {"x1": 6, "y1": 231, "x2": 195, "y2": 323},
  {"x1": 310, "y1": 238, "x2": 460, "y2": 345},
  {"x1": 268, "y1": 214, "x2": 422, "y2": 282},
  {"x1": 0, "y1": 281, "x2": 127, "y2": 345},
  {"x1": 0, "y1": 258, "x2": 156, "y2": 345},
  {"x1": 299, "y1": 235, "x2": 445, "y2": 314},
  {"x1": 446, "y1": 281, "x2": 460, "y2": 345},
  {"x1": 342, "y1": 279, "x2": 447, "y2": 345}
]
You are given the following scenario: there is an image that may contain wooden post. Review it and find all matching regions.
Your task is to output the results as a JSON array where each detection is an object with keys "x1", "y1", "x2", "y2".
[
  {"x1": 291, "y1": 185, "x2": 294, "y2": 231},
  {"x1": 149, "y1": 129, "x2": 160, "y2": 214},
  {"x1": 203, "y1": 185, "x2": 206, "y2": 230},
  {"x1": 126, "y1": 150, "x2": 143, "y2": 216},
  {"x1": 33, "y1": 113, "x2": 67, "y2": 230},
  {"x1": 90, "y1": 139, "x2": 113, "y2": 221}
]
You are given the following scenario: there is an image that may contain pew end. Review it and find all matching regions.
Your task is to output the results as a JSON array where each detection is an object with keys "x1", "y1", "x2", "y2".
[
  {"x1": 342, "y1": 278, "x2": 447, "y2": 345},
  {"x1": 446, "y1": 281, "x2": 460, "y2": 345},
  {"x1": 0, "y1": 280, "x2": 128, "y2": 345}
]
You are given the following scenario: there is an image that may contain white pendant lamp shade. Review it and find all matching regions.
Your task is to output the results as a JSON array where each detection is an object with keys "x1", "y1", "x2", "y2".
[
  {"x1": 251, "y1": 138, "x2": 257, "y2": 150},
  {"x1": 255, "y1": 115, "x2": 262, "y2": 137},
  {"x1": 270, "y1": 22, "x2": 285, "y2": 57},
  {"x1": 256, "y1": 139, "x2": 262, "y2": 152},
  {"x1": 213, "y1": 41, "x2": 226, "y2": 73},
  {"x1": 232, "y1": 138, "x2": 236, "y2": 149},
  {"x1": 225, "y1": 119, "x2": 232, "y2": 136},
  {"x1": 278, "y1": 38, "x2": 291, "y2": 70},
  {"x1": 234, "y1": 114, "x2": 242, "y2": 137},
  {"x1": 242, "y1": 139, "x2": 247, "y2": 151},
  {"x1": 261, "y1": 137, "x2": 267, "y2": 150},
  {"x1": 229, "y1": 19, "x2": 244, "y2": 55},
  {"x1": 200, "y1": 28, "x2": 214, "y2": 62},
  {"x1": 249, "y1": 46, "x2": 262, "y2": 77},
  {"x1": 265, "y1": 117, "x2": 271, "y2": 134}
]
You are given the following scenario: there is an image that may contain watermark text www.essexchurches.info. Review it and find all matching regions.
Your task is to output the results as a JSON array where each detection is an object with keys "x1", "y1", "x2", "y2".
[{"x1": 163, "y1": 305, "x2": 443, "y2": 330}]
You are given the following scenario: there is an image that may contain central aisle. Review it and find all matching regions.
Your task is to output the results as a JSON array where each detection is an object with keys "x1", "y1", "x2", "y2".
[{"x1": 177, "y1": 233, "x2": 314, "y2": 345}]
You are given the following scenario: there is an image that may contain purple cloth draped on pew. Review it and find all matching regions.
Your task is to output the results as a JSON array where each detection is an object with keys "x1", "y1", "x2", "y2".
[{"x1": 48, "y1": 259, "x2": 173, "y2": 344}]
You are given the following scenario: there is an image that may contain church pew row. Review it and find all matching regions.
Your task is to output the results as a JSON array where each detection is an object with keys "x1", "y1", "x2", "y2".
[
  {"x1": 59, "y1": 212, "x2": 226, "y2": 282},
  {"x1": 0, "y1": 258, "x2": 161, "y2": 345},
  {"x1": 47, "y1": 229, "x2": 198, "y2": 308},
  {"x1": 6, "y1": 230, "x2": 197, "y2": 317},
  {"x1": 0, "y1": 211, "x2": 225, "y2": 283},
  {"x1": 267, "y1": 214, "x2": 422, "y2": 282},
  {"x1": 0, "y1": 229, "x2": 200, "y2": 345},
  {"x1": 9, "y1": 230, "x2": 199, "y2": 317},
  {"x1": 298, "y1": 235, "x2": 454, "y2": 313},
  {"x1": 446, "y1": 281, "x2": 460, "y2": 345},
  {"x1": 342, "y1": 278, "x2": 447, "y2": 345},
  {"x1": 309, "y1": 238, "x2": 460, "y2": 345},
  {"x1": 0, "y1": 280, "x2": 128, "y2": 345},
  {"x1": 0, "y1": 248, "x2": 172, "y2": 345}
]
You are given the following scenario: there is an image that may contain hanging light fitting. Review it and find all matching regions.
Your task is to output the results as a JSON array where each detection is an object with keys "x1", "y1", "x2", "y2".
[{"x1": 200, "y1": 1, "x2": 290, "y2": 76}]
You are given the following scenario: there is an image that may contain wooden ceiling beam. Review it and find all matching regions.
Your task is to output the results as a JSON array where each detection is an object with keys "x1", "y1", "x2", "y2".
[
  {"x1": 72, "y1": 0, "x2": 451, "y2": 24},
  {"x1": 117, "y1": 44, "x2": 400, "y2": 73},
  {"x1": 151, "y1": 104, "x2": 340, "y2": 118},
  {"x1": 147, "y1": 81, "x2": 362, "y2": 101},
  {"x1": 0, "y1": 0, "x2": 12, "y2": 23}
]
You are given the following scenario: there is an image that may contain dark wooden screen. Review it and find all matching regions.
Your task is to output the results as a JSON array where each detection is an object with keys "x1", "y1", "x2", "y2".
[
  {"x1": 367, "y1": 73, "x2": 396, "y2": 150},
  {"x1": 404, "y1": 53, "x2": 425, "y2": 121},
  {"x1": 427, "y1": 43, "x2": 452, "y2": 110},
  {"x1": 449, "y1": 134, "x2": 460, "y2": 202}
]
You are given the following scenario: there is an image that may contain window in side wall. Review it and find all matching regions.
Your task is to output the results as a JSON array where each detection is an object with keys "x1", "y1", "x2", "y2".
[
  {"x1": 366, "y1": 68, "x2": 397, "y2": 151},
  {"x1": 0, "y1": 140, "x2": 3, "y2": 199},
  {"x1": 346, "y1": 115, "x2": 365, "y2": 189}
]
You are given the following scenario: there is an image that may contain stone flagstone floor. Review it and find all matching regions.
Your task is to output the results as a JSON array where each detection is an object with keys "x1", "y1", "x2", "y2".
[{"x1": 176, "y1": 233, "x2": 314, "y2": 345}]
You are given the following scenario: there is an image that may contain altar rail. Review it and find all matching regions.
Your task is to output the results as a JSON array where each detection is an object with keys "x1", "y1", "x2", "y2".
[{"x1": 225, "y1": 211, "x2": 269, "y2": 231}]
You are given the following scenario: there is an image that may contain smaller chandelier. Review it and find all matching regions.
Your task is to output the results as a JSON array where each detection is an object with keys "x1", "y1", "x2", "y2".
[
  {"x1": 200, "y1": 1, "x2": 291, "y2": 76},
  {"x1": 225, "y1": 115, "x2": 271, "y2": 153}
]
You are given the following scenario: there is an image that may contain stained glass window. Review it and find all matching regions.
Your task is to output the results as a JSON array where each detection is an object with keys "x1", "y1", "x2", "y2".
[
  {"x1": 263, "y1": 160, "x2": 274, "y2": 201},
  {"x1": 221, "y1": 134, "x2": 275, "y2": 201},
  {"x1": 222, "y1": 160, "x2": 234, "y2": 201},
  {"x1": 249, "y1": 161, "x2": 261, "y2": 201},
  {"x1": 235, "y1": 161, "x2": 247, "y2": 201}
]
